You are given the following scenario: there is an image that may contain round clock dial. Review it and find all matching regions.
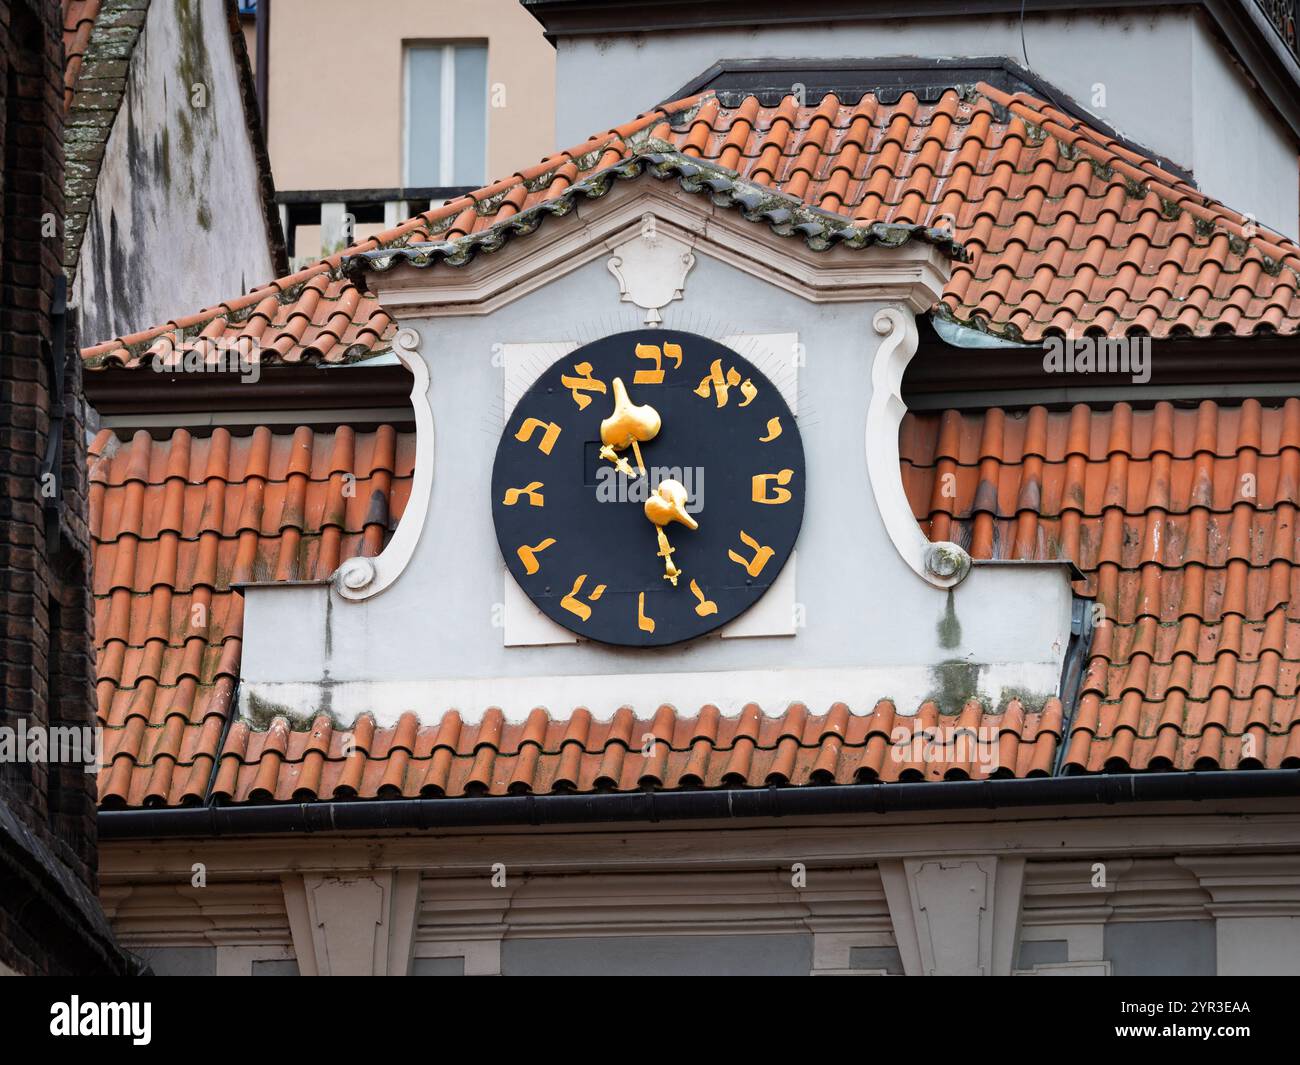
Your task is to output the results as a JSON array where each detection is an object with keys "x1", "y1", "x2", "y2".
[{"x1": 491, "y1": 329, "x2": 804, "y2": 647}]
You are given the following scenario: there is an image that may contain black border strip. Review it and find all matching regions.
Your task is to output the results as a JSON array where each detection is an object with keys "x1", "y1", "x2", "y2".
[{"x1": 99, "y1": 769, "x2": 1300, "y2": 837}]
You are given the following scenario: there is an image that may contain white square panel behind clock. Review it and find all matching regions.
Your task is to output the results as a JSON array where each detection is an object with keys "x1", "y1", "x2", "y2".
[{"x1": 499, "y1": 335, "x2": 799, "y2": 646}]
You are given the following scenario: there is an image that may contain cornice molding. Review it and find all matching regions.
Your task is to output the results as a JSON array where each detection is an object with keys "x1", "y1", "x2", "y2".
[{"x1": 363, "y1": 179, "x2": 951, "y2": 318}]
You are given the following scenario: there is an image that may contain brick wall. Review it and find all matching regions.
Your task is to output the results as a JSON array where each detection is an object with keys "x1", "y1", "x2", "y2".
[{"x1": 0, "y1": 0, "x2": 125, "y2": 976}]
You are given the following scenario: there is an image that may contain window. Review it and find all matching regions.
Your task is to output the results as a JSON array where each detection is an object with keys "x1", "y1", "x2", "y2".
[{"x1": 404, "y1": 43, "x2": 488, "y2": 187}]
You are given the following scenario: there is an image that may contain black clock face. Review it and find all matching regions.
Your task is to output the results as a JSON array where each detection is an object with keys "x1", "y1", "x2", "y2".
[{"x1": 491, "y1": 329, "x2": 804, "y2": 647}]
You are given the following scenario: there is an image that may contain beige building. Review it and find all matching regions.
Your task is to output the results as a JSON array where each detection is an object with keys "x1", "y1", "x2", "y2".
[{"x1": 240, "y1": 0, "x2": 555, "y2": 265}]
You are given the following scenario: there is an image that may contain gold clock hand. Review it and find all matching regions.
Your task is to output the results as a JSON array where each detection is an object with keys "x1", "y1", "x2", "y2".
[
  {"x1": 600, "y1": 377, "x2": 660, "y2": 477},
  {"x1": 644, "y1": 478, "x2": 698, "y2": 586}
]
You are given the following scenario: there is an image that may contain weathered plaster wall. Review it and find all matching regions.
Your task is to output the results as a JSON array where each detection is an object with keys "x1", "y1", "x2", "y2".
[
  {"x1": 72, "y1": 0, "x2": 276, "y2": 347},
  {"x1": 551, "y1": 9, "x2": 1299, "y2": 240}
]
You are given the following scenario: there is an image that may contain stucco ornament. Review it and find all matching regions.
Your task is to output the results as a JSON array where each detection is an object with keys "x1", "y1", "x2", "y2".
[
  {"x1": 866, "y1": 306, "x2": 972, "y2": 589},
  {"x1": 606, "y1": 214, "x2": 696, "y2": 325},
  {"x1": 333, "y1": 327, "x2": 434, "y2": 601}
]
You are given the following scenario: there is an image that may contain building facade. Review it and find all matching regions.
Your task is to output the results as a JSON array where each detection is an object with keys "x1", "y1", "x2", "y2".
[{"x1": 77, "y1": 1, "x2": 1300, "y2": 975}]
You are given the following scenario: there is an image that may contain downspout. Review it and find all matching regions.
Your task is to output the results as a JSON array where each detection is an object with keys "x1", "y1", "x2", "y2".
[
  {"x1": 99, "y1": 769, "x2": 1300, "y2": 839},
  {"x1": 41, "y1": 275, "x2": 66, "y2": 542},
  {"x1": 198, "y1": 677, "x2": 240, "y2": 806},
  {"x1": 1052, "y1": 596, "x2": 1095, "y2": 776}
]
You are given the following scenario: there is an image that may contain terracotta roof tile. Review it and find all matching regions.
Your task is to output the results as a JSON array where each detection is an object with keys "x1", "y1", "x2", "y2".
[
  {"x1": 89, "y1": 421, "x2": 1068, "y2": 807},
  {"x1": 206, "y1": 698, "x2": 1060, "y2": 804},
  {"x1": 91, "y1": 425, "x2": 416, "y2": 808},
  {"x1": 901, "y1": 399, "x2": 1300, "y2": 773},
  {"x1": 82, "y1": 84, "x2": 1300, "y2": 370},
  {"x1": 61, "y1": 0, "x2": 100, "y2": 113}
]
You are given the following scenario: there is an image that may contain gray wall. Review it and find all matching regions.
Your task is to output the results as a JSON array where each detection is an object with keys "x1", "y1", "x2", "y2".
[
  {"x1": 502, "y1": 933, "x2": 812, "y2": 976},
  {"x1": 1104, "y1": 920, "x2": 1217, "y2": 977},
  {"x1": 72, "y1": 0, "x2": 276, "y2": 347},
  {"x1": 552, "y1": 10, "x2": 1298, "y2": 240},
  {"x1": 135, "y1": 945, "x2": 215, "y2": 976}
]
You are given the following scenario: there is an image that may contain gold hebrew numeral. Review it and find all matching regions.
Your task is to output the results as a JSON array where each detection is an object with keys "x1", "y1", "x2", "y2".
[
  {"x1": 561, "y1": 573, "x2": 606, "y2": 621},
  {"x1": 759, "y1": 417, "x2": 783, "y2": 442},
  {"x1": 515, "y1": 417, "x2": 561, "y2": 455},
  {"x1": 752, "y1": 469, "x2": 794, "y2": 505},
  {"x1": 689, "y1": 579, "x2": 717, "y2": 617},
  {"x1": 637, "y1": 591, "x2": 656, "y2": 633},
  {"x1": 728, "y1": 530, "x2": 775, "y2": 578},
  {"x1": 694, "y1": 359, "x2": 742, "y2": 407},
  {"x1": 502, "y1": 481, "x2": 544, "y2": 507},
  {"x1": 633, "y1": 341, "x2": 682, "y2": 385},
  {"x1": 516, "y1": 537, "x2": 556, "y2": 575},
  {"x1": 738, "y1": 378, "x2": 757, "y2": 407},
  {"x1": 560, "y1": 361, "x2": 607, "y2": 410}
]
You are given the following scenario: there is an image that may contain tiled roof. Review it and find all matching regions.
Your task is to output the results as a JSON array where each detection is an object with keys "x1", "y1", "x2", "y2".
[
  {"x1": 90, "y1": 425, "x2": 415, "y2": 807},
  {"x1": 92, "y1": 400, "x2": 1300, "y2": 807},
  {"x1": 666, "y1": 85, "x2": 1300, "y2": 339},
  {"x1": 901, "y1": 399, "x2": 1300, "y2": 773},
  {"x1": 213, "y1": 701, "x2": 1060, "y2": 804},
  {"x1": 84, "y1": 83, "x2": 1300, "y2": 806},
  {"x1": 61, "y1": 0, "x2": 100, "y2": 113},
  {"x1": 89, "y1": 419, "x2": 1063, "y2": 808},
  {"x1": 82, "y1": 82, "x2": 1300, "y2": 366}
]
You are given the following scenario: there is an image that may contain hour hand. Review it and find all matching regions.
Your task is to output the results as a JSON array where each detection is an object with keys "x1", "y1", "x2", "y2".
[
  {"x1": 600, "y1": 377, "x2": 660, "y2": 477},
  {"x1": 644, "y1": 478, "x2": 698, "y2": 586}
]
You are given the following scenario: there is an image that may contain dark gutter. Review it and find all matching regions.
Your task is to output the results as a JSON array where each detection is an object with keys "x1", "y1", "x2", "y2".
[
  {"x1": 1053, "y1": 599, "x2": 1095, "y2": 776},
  {"x1": 903, "y1": 318, "x2": 1300, "y2": 403},
  {"x1": 99, "y1": 770, "x2": 1300, "y2": 838},
  {"x1": 41, "y1": 275, "x2": 67, "y2": 541},
  {"x1": 84, "y1": 363, "x2": 413, "y2": 421}
]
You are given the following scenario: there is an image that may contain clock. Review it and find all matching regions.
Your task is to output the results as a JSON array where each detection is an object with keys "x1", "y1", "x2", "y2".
[{"x1": 491, "y1": 328, "x2": 804, "y2": 646}]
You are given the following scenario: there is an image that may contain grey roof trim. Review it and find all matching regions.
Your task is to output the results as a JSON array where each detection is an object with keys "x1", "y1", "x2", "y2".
[{"x1": 344, "y1": 145, "x2": 969, "y2": 281}]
